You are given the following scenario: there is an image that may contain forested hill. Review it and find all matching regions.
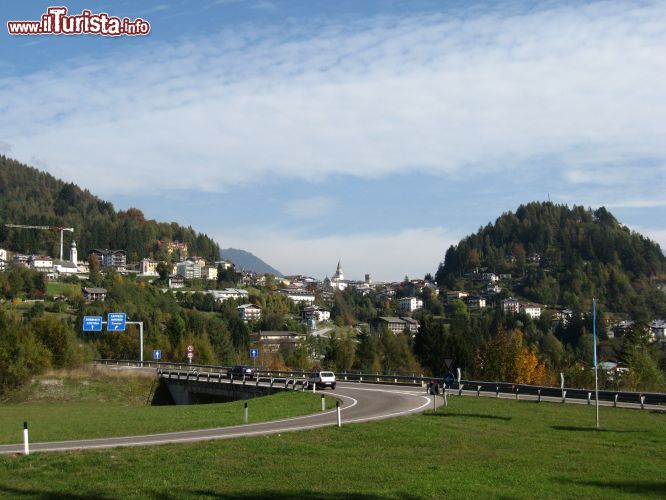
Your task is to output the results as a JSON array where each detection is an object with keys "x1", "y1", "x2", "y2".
[
  {"x1": 0, "y1": 156, "x2": 220, "y2": 262},
  {"x1": 435, "y1": 202, "x2": 666, "y2": 319}
]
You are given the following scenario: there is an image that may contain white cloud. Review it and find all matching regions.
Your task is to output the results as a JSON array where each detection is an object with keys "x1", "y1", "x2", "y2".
[
  {"x1": 1, "y1": 1, "x2": 665, "y2": 198},
  {"x1": 220, "y1": 226, "x2": 456, "y2": 281},
  {"x1": 283, "y1": 196, "x2": 336, "y2": 219}
]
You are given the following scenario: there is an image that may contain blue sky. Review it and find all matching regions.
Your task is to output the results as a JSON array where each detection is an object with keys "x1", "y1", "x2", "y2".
[{"x1": 2, "y1": 1, "x2": 665, "y2": 280}]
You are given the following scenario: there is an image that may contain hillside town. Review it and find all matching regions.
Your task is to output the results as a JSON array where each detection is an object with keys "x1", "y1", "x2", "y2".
[{"x1": 2, "y1": 237, "x2": 665, "y2": 364}]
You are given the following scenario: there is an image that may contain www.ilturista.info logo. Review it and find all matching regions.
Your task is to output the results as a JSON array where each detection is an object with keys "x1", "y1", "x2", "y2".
[{"x1": 7, "y1": 6, "x2": 151, "y2": 36}]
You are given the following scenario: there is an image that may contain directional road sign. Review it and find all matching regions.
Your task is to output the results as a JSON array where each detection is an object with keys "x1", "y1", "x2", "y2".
[
  {"x1": 444, "y1": 372, "x2": 455, "y2": 387},
  {"x1": 83, "y1": 316, "x2": 103, "y2": 332},
  {"x1": 107, "y1": 313, "x2": 126, "y2": 332},
  {"x1": 249, "y1": 348, "x2": 259, "y2": 359},
  {"x1": 153, "y1": 349, "x2": 161, "y2": 360}
]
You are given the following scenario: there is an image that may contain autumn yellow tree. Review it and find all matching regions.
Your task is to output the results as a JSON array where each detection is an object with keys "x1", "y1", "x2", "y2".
[{"x1": 478, "y1": 328, "x2": 548, "y2": 384}]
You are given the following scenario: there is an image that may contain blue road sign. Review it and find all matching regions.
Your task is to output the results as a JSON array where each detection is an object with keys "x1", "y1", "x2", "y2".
[
  {"x1": 153, "y1": 349, "x2": 161, "y2": 360},
  {"x1": 249, "y1": 348, "x2": 259, "y2": 359},
  {"x1": 83, "y1": 316, "x2": 103, "y2": 332},
  {"x1": 444, "y1": 372, "x2": 455, "y2": 387},
  {"x1": 107, "y1": 313, "x2": 126, "y2": 332}
]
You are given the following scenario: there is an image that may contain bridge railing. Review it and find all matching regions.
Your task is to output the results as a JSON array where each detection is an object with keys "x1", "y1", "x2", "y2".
[{"x1": 93, "y1": 359, "x2": 666, "y2": 407}]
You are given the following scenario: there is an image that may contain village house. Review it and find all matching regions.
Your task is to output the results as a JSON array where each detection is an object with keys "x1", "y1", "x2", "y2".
[
  {"x1": 168, "y1": 274, "x2": 185, "y2": 289},
  {"x1": 83, "y1": 286, "x2": 107, "y2": 301},
  {"x1": 375, "y1": 316, "x2": 420, "y2": 334},
  {"x1": 502, "y1": 297, "x2": 520, "y2": 314},
  {"x1": 302, "y1": 306, "x2": 331, "y2": 325},
  {"x1": 399, "y1": 296, "x2": 423, "y2": 313},
  {"x1": 237, "y1": 303, "x2": 262, "y2": 322},
  {"x1": 139, "y1": 258, "x2": 159, "y2": 276}
]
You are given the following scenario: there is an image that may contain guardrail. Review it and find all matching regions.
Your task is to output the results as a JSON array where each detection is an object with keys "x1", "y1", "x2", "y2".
[{"x1": 94, "y1": 359, "x2": 666, "y2": 408}]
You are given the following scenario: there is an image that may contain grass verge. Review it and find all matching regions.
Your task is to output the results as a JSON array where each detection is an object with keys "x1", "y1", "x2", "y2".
[{"x1": 0, "y1": 397, "x2": 663, "y2": 498}]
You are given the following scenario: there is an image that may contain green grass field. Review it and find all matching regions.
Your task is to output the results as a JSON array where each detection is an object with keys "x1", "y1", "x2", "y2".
[
  {"x1": 1, "y1": 395, "x2": 664, "y2": 498},
  {"x1": 0, "y1": 369, "x2": 335, "y2": 444}
]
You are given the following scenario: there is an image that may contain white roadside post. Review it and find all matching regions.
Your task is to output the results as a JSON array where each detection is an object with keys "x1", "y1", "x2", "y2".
[
  {"x1": 244, "y1": 402, "x2": 249, "y2": 424},
  {"x1": 321, "y1": 394, "x2": 326, "y2": 412},
  {"x1": 23, "y1": 421, "x2": 29, "y2": 456},
  {"x1": 336, "y1": 401, "x2": 341, "y2": 427}
]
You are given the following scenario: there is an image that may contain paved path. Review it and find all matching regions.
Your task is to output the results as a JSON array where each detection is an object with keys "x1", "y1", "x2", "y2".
[{"x1": 0, "y1": 382, "x2": 432, "y2": 455}]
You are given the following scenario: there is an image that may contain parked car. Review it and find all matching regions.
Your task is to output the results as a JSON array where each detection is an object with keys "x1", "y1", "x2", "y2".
[
  {"x1": 227, "y1": 365, "x2": 255, "y2": 379},
  {"x1": 308, "y1": 371, "x2": 336, "y2": 390}
]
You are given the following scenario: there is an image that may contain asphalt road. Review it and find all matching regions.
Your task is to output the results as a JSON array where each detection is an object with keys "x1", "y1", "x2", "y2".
[{"x1": 0, "y1": 382, "x2": 433, "y2": 455}]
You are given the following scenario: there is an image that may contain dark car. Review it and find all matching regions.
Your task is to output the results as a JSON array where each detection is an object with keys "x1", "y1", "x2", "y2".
[{"x1": 227, "y1": 365, "x2": 255, "y2": 379}]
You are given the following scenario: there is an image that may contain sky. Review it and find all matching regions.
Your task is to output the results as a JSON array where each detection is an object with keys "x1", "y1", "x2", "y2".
[{"x1": 1, "y1": 0, "x2": 665, "y2": 281}]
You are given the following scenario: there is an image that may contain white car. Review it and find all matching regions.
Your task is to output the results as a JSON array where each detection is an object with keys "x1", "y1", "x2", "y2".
[{"x1": 308, "y1": 371, "x2": 336, "y2": 390}]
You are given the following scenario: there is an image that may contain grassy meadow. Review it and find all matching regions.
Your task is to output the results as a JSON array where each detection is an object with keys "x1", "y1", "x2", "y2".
[{"x1": 0, "y1": 388, "x2": 664, "y2": 499}]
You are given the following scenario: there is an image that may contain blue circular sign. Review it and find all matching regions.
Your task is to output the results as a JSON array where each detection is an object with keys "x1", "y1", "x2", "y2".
[{"x1": 444, "y1": 372, "x2": 455, "y2": 387}]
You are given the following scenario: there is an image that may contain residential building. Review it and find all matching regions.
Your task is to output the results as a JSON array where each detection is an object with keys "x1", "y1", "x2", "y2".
[
  {"x1": 176, "y1": 260, "x2": 201, "y2": 279},
  {"x1": 466, "y1": 296, "x2": 486, "y2": 311},
  {"x1": 521, "y1": 303, "x2": 542, "y2": 319},
  {"x1": 168, "y1": 274, "x2": 185, "y2": 289},
  {"x1": 238, "y1": 304, "x2": 262, "y2": 322},
  {"x1": 89, "y1": 249, "x2": 127, "y2": 271},
  {"x1": 29, "y1": 255, "x2": 53, "y2": 271},
  {"x1": 250, "y1": 330, "x2": 305, "y2": 353},
  {"x1": 210, "y1": 288, "x2": 249, "y2": 302},
  {"x1": 482, "y1": 272, "x2": 498, "y2": 283},
  {"x1": 446, "y1": 291, "x2": 469, "y2": 303},
  {"x1": 201, "y1": 265, "x2": 218, "y2": 281},
  {"x1": 83, "y1": 286, "x2": 107, "y2": 301},
  {"x1": 277, "y1": 288, "x2": 315, "y2": 305},
  {"x1": 399, "y1": 296, "x2": 423, "y2": 312},
  {"x1": 302, "y1": 306, "x2": 331, "y2": 324},
  {"x1": 188, "y1": 256, "x2": 207, "y2": 268},
  {"x1": 215, "y1": 259, "x2": 235, "y2": 270},
  {"x1": 650, "y1": 320, "x2": 666, "y2": 343},
  {"x1": 139, "y1": 258, "x2": 159, "y2": 276},
  {"x1": 0, "y1": 248, "x2": 7, "y2": 271},
  {"x1": 502, "y1": 297, "x2": 520, "y2": 314},
  {"x1": 158, "y1": 239, "x2": 188, "y2": 256},
  {"x1": 12, "y1": 253, "x2": 29, "y2": 266},
  {"x1": 375, "y1": 316, "x2": 420, "y2": 334}
]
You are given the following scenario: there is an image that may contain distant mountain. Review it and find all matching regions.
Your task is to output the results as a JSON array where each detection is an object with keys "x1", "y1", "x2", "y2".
[{"x1": 221, "y1": 248, "x2": 283, "y2": 277}]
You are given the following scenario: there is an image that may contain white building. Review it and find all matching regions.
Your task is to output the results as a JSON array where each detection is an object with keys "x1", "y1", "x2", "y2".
[
  {"x1": 0, "y1": 248, "x2": 7, "y2": 271},
  {"x1": 277, "y1": 289, "x2": 316, "y2": 305},
  {"x1": 209, "y1": 288, "x2": 249, "y2": 302},
  {"x1": 201, "y1": 265, "x2": 218, "y2": 281},
  {"x1": 176, "y1": 260, "x2": 201, "y2": 279},
  {"x1": 139, "y1": 258, "x2": 159, "y2": 276},
  {"x1": 521, "y1": 303, "x2": 542, "y2": 319},
  {"x1": 329, "y1": 260, "x2": 348, "y2": 290},
  {"x1": 302, "y1": 306, "x2": 331, "y2": 324},
  {"x1": 502, "y1": 298, "x2": 520, "y2": 314},
  {"x1": 466, "y1": 296, "x2": 486, "y2": 310},
  {"x1": 53, "y1": 240, "x2": 79, "y2": 275},
  {"x1": 238, "y1": 303, "x2": 262, "y2": 322},
  {"x1": 650, "y1": 320, "x2": 666, "y2": 343},
  {"x1": 29, "y1": 255, "x2": 53, "y2": 271},
  {"x1": 399, "y1": 297, "x2": 423, "y2": 312}
]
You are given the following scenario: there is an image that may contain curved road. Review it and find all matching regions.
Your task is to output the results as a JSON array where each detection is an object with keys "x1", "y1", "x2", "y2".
[{"x1": 0, "y1": 382, "x2": 433, "y2": 454}]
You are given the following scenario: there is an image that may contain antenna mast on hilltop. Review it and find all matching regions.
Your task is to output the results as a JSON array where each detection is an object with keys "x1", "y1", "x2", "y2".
[{"x1": 4, "y1": 224, "x2": 75, "y2": 261}]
